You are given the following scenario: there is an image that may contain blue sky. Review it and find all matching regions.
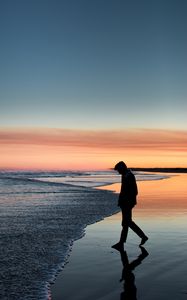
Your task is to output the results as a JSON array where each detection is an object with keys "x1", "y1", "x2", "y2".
[{"x1": 0, "y1": 0, "x2": 187, "y2": 130}]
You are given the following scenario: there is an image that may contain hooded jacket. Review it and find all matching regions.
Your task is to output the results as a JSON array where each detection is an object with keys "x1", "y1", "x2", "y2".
[{"x1": 118, "y1": 169, "x2": 138, "y2": 208}]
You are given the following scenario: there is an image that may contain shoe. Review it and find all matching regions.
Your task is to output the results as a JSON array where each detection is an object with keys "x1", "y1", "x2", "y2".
[
  {"x1": 111, "y1": 242, "x2": 124, "y2": 251},
  {"x1": 139, "y1": 236, "x2": 148, "y2": 246}
]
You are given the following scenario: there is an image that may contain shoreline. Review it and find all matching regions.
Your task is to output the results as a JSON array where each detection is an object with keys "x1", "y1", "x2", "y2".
[
  {"x1": 1, "y1": 167, "x2": 187, "y2": 173},
  {"x1": 131, "y1": 167, "x2": 187, "y2": 173},
  {"x1": 0, "y1": 173, "x2": 119, "y2": 300},
  {"x1": 50, "y1": 173, "x2": 187, "y2": 300}
]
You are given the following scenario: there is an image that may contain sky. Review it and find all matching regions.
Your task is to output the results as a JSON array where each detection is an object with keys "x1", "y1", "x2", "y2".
[{"x1": 0, "y1": 0, "x2": 187, "y2": 169}]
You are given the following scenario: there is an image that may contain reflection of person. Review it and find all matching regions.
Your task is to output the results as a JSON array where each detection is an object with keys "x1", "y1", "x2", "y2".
[
  {"x1": 112, "y1": 161, "x2": 148, "y2": 250},
  {"x1": 119, "y1": 246, "x2": 149, "y2": 300}
]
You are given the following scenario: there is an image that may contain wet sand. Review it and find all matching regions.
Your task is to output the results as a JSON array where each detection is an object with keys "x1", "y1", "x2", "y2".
[{"x1": 50, "y1": 174, "x2": 187, "y2": 300}]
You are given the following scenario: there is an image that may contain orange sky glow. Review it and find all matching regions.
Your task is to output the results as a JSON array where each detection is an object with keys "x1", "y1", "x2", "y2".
[{"x1": 0, "y1": 127, "x2": 187, "y2": 170}]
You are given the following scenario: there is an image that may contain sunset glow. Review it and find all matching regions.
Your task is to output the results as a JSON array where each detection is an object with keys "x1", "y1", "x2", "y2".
[
  {"x1": 1, "y1": 1, "x2": 186, "y2": 171},
  {"x1": 1, "y1": 3, "x2": 187, "y2": 300},
  {"x1": 1, "y1": 127, "x2": 187, "y2": 170}
]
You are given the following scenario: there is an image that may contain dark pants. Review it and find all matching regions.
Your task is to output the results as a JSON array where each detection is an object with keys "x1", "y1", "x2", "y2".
[{"x1": 120, "y1": 205, "x2": 146, "y2": 243}]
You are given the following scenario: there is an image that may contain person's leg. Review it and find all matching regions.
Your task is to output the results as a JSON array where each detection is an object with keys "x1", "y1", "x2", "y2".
[
  {"x1": 119, "y1": 227, "x2": 128, "y2": 244},
  {"x1": 129, "y1": 221, "x2": 146, "y2": 239},
  {"x1": 119, "y1": 208, "x2": 131, "y2": 243},
  {"x1": 129, "y1": 209, "x2": 148, "y2": 245},
  {"x1": 112, "y1": 207, "x2": 148, "y2": 249},
  {"x1": 112, "y1": 208, "x2": 130, "y2": 249}
]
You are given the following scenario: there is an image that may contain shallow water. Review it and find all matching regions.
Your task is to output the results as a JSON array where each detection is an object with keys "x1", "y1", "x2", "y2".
[
  {"x1": 51, "y1": 212, "x2": 187, "y2": 300},
  {"x1": 51, "y1": 174, "x2": 187, "y2": 300},
  {"x1": 0, "y1": 171, "x2": 179, "y2": 299},
  {"x1": 0, "y1": 171, "x2": 119, "y2": 299}
]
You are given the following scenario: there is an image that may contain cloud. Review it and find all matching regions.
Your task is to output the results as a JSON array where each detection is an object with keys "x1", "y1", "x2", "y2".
[{"x1": 0, "y1": 127, "x2": 187, "y2": 151}]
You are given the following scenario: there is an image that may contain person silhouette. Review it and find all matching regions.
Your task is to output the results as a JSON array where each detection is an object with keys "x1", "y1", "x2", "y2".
[
  {"x1": 119, "y1": 246, "x2": 149, "y2": 300},
  {"x1": 112, "y1": 161, "x2": 148, "y2": 250}
]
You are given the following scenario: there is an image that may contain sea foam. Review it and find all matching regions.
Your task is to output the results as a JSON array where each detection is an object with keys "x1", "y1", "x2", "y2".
[
  {"x1": 0, "y1": 172, "x2": 118, "y2": 300},
  {"x1": 0, "y1": 170, "x2": 170, "y2": 299}
]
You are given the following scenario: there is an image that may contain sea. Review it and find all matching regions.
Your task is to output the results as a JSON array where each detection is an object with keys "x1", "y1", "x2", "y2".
[{"x1": 0, "y1": 170, "x2": 169, "y2": 300}]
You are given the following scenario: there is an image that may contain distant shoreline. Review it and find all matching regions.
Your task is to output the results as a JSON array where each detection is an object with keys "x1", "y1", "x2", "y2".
[
  {"x1": 131, "y1": 167, "x2": 187, "y2": 173},
  {"x1": 1, "y1": 168, "x2": 187, "y2": 174}
]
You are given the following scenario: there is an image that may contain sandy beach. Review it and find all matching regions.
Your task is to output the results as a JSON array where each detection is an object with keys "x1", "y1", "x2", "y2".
[{"x1": 51, "y1": 173, "x2": 187, "y2": 300}]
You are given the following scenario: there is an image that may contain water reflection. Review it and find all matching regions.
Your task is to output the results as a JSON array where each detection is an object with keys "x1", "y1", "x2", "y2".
[{"x1": 118, "y1": 246, "x2": 149, "y2": 300}]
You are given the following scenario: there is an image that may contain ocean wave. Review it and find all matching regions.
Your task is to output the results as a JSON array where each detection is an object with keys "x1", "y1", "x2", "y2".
[
  {"x1": 33, "y1": 171, "x2": 171, "y2": 188},
  {"x1": 0, "y1": 170, "x2": 171, "y2": 299},
  {"x1": 0, "y1": 170, "x2": 171, "y2": 189},
  {"x1": 0, "y1": 175, "x2": 119, "y2": 300}
]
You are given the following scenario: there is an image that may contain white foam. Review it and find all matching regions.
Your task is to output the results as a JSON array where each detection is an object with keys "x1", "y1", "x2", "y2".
[
  {"x1": 0, "y1": 174, "x2": 118, "y2": 300},
  {"x1": 34, "y1": 171, "x2": 170, "y2": 188},
  {"x1": 0, "y1": 170, "x2": 170, "y2": 299}
]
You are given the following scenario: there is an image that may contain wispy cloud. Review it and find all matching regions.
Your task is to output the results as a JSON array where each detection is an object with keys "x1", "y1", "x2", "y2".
[{"x1": 0, "y1": 127, "x2": 187, "y2": 151}]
